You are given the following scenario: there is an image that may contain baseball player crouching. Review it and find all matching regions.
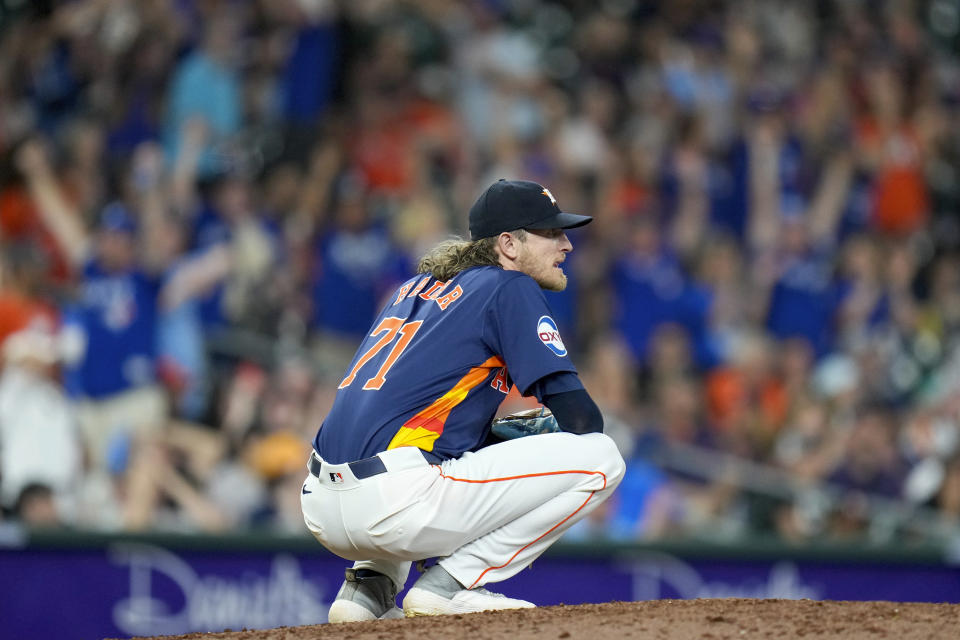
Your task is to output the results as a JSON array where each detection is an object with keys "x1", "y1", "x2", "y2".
[{"x1": 301, "y1": 179, "x2": 626, "y2": 621}]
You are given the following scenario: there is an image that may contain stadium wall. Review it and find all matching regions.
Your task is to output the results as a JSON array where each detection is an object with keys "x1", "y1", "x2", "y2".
[{"x1": 1, "y1": 529, "x2": 958, "y2": 640}]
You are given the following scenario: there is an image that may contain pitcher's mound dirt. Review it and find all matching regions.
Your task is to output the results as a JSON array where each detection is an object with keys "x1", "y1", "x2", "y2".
[{"x1": 119, "y1": 598, "x2": 960, "y2": 640}]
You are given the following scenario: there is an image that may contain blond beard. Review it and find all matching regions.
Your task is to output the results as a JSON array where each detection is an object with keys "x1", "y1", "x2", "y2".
[
  {"x1": 516, "y1": 253, "x2": 568, "y2": 291},
  {"x1": 540, "y1": 272, "x2": 568, "y2": 292}
]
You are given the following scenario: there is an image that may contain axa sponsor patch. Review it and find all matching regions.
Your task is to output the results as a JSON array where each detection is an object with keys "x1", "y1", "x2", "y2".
[{"x1": 537, "y1": 315, "x2": 567, "y2": 357}]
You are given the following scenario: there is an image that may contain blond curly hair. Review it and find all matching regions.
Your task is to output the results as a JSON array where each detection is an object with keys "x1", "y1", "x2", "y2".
[{"x1": 416, "y1": 230, "x2": 529, "y2": 281}]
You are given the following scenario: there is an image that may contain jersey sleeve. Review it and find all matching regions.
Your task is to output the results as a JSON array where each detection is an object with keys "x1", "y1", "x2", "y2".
[
  {"x1": 483, "y1": 274, "x2": 577, "y2": 396},
  {"x1": 526, "y1": 370, "x2": 585, "y2": 402}
]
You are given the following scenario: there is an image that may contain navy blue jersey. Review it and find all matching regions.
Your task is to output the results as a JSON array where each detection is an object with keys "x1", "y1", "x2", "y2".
[
  {"x1": 312, "y1": 224, "x2": 410, "y2": 336},
  {"x1": 314, "y1": 266, "x2": 578, "y2": 463},
  {"x1": 766, "y1": 245, "x2": 838, "y2": 357},
  {"x1": 72, "y1": 260, "x2": 160, "y2": 397}
]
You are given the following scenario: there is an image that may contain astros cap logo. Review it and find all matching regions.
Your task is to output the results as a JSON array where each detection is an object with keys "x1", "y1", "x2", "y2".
[
  {"x1": 541, "y1": 187, "x2": 558, "y2": 206},
  {"x1": 537, "y1": 315, "x2": 567, "y2": 357}
]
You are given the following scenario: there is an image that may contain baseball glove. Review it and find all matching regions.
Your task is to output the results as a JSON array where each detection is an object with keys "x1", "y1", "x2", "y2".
[{"x1": 490, "y1": 407, "x2": 560, "y2": 440}]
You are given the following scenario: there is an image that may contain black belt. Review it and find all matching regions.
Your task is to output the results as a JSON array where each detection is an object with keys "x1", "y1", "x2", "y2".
[{"x1": 309, "y1": 449, "x2": 440, "y2": 480}]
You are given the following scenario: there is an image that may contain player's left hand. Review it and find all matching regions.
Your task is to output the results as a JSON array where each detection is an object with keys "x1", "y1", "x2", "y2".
[{"x1": 490, "y1": 407, "x2": 560, "y2": 440}]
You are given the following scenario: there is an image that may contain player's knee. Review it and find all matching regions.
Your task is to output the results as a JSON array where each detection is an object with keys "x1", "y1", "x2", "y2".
[{"x1": 580, "y1": 433, "x2": 626, "y2": 489}]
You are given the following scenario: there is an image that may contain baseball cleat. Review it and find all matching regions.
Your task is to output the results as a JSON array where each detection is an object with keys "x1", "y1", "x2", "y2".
[
  {"x1": 328, "y1": 600, "x2": 405, "y2": 623},
  {"x1": 328, "y1": 568, "x2": 402, "y2": 624},
  {"x1": 402, "y1": 586, "x2": 536, "y2": 616}
]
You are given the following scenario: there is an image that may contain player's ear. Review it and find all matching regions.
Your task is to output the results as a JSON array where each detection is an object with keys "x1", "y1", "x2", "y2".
[{"x1": 496, "y1": 231, "x2": 521, "y2": 261}]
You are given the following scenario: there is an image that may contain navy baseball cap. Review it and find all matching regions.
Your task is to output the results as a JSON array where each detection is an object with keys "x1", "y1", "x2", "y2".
[
  {"x1": 469, "y1": 179, "x2": 593, "y2": 240},
  {"x1": 99, "y1": 202, "x2": 137, "y2": 234}
]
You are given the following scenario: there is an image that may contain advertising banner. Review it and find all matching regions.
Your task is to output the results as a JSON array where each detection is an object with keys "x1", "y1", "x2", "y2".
[{"x1": 1, "y1": 540, "x2": 958, "y2": 640}]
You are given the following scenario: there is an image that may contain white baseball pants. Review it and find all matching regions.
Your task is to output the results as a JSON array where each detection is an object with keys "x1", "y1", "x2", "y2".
[{"x1": 300, "y1": 432, "x2": 625, "y2": 592}]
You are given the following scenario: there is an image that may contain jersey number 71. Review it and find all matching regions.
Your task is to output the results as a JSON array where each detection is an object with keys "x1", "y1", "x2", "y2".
[{"x1": 338, "y1": 317, "x2": 424, "y2": 391}]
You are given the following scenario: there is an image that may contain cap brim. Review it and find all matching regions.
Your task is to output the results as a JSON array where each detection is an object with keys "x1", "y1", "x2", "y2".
[{"x1": 524, "y1": 211, "x2": 593, "y2": 231}]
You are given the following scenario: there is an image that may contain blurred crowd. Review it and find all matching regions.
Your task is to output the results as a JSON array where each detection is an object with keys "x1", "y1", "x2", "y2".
[{"x1": 2, "y1": 0, "x2": 960, "y2": 545}]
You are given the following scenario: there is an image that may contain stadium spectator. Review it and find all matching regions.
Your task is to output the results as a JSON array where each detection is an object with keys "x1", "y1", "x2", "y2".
[
  {"x1": 163, "y1": 9, "x2": 242, "y2": 178},
  {"x1": 0, "y1": 320, "x2": 81, "y2": 520},
  {"x1": 310, "y1": 173, "x2": 409, "y2": 338},
  {"x1": 2, "y1": 0, "x2": 960, "y2": 543},
  {"x1": 12, "y1": 483, "x2": 62, "y2": 528}
]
